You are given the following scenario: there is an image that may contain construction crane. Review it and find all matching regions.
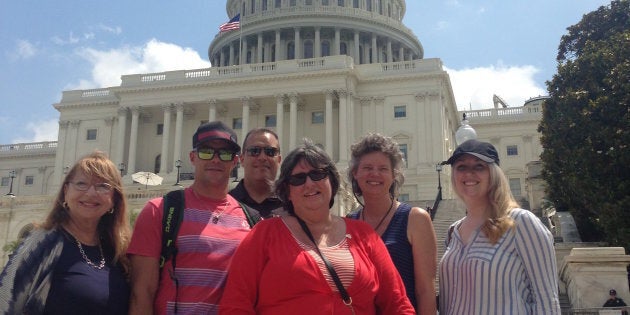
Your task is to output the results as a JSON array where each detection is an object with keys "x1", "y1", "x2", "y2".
[{"x1": 493, "y1": 94, "x2": 509, "y2": 108}]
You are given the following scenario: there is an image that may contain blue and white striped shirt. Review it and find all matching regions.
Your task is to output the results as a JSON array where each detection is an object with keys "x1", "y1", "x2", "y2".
[{"x1": 439, "y1": 208, "x2": 561, "y2": 314}]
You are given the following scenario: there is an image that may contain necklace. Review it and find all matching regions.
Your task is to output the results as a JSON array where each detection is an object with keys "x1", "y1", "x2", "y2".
[
  {"x1": 362, "y1": 197, "x2": 395, "y2": 232},
  {"x1": 212, "y1": 201, "x2": 230, "y2": 224},
  {"x1": 74, "y1": 237, "x2": 106, "y2": 270}
]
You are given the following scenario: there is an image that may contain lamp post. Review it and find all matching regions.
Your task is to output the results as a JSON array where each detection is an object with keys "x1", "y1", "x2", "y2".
[
  {"x1": 118, "y1": 163, "x2": 125, "y2": 177},
  {"x1": 6, "y1": 170, "x2": 16, "y2": 196},
  {"x1": 435, "y1": 163, "x2": 443, "y2": 201},
  {"x1": 174, "y1": 160, "x2": 182, "y2": 186}
]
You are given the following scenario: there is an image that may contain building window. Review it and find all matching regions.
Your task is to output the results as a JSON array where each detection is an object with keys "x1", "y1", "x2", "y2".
[
  {"x1": 353, "y1": 0, "x2": 359, "y2": 8},
  {"x1": 25, "y1": 175, "x2": 34, "y2": 186},
  {"x1": 338, "y1": 0, "x2": 344, "y2": 6},
  {"x1": 305, "y1": 0, "x2": 312, "y2": 4},
  {"x1": 275, "y1": 0, "x2": 281, "y2": 8},
  {"x1": 86, "y1": 129, "x2": 97, "y2": 140},
  {"x1": 398, "y1": 144, "x2": 408, "y2": 168},
  {"x1": 398, "y1": 193, "x2": 409, "y2": 202},
  {"x1": 154, "y1": 155, "x2": 161, "y2": 174},
  {"x1": 322, "y1": 0, "x2": 329, "y2": 5},
  {"x1": 321, "y1": 41, "x2": 330, "y2": 56},
  {"x1": 304, "y1": 40, "x2": 314, "y2": 58},
  {"x1": 340, "y1": 42, "x2": 347, "y2": 55},
  {"x1": 290, "y1": 0, "x2": 296, "y2": 6},
  {"x1": 287, "y1": 42, "x2": 295, "y2": 60},
  {"x1": 265, "y1": 115, "x2": 277, "y2": 127},
  {"x1": 507, "y1": 145, "x2": 518, "y2": 156},
  {"x1": 157, "y1": 123, "x2": 164, "y2": 135},
  {"x1": 509, "y1": 178, "x2": 522, "y2": 197},
  {"x1": 312, "y1": 111, "x2": 325, "y2": 124},
  {"x1": 1, "y1": 177, "x2": 9, "y2": 186},
  {"x1": 251, "y1": 0, "x2": 255, "y2": 13},
  {"x1": 233, "y1": 118, "x2": 243, "y2": 129},
  {"x1": 394, "y1": 105, "x2": 407, "y2": 118},
  {"x1": 366, "y1": 0, "x2": 372, "y2": 11},
  {"x1": 262, "y1": 0, "x2": 268, "y2": 10}
]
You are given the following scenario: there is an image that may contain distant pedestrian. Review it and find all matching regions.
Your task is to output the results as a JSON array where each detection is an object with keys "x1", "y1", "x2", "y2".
[{"x1": 603, "y1": 289, "x2": 628, "y2": 315}]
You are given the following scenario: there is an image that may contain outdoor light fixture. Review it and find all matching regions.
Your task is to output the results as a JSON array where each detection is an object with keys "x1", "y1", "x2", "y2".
[{"x1": 174, "y1": 160, "x2": 182, "y2": 186}]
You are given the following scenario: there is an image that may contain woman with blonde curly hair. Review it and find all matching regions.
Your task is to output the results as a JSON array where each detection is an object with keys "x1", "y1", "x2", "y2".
[
  {"x1": 439, "y1": 139, "x2": 560, "y2": 314},
  {"x1": 0, "y1": 151, "x2": 131, "y2": 314}
]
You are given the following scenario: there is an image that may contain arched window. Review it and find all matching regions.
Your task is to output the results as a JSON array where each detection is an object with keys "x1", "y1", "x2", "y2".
[
  {"x1": 340, "y1": 42, "x2": 347, "y2": 55},
  {"x1": 247, "y1": 50, "x2": 253, "y2": 64},
  {"x1": 304, "y1": 40, "x2": 314, "y2": 59},
  {"x1": 321, "y1": 40, "x2": 330, "y2": 56},
  {"x1": 287, "y1": 41, "x2": 295, "y2": 60}
]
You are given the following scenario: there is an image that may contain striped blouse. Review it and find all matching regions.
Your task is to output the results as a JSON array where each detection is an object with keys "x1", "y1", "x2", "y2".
[{"x1": 439, "y1": 208, "x2": 561, "y2": 314}]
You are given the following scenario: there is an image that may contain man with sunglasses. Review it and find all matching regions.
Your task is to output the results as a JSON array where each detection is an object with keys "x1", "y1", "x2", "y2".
[
  {"x1": 229, "y1": 128, "x2": 283, "y2": 218},
  {"x1": 128, "y1": 121, "x2": 253, "y2": 315}
]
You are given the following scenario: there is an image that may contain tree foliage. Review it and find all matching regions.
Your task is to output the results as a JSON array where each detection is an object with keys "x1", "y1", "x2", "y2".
[{"x1": 539, "y1": 0, "x2": 630, "y2": 250}]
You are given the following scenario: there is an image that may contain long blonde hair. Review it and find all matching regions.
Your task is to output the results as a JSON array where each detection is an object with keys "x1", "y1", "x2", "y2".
[
  {"x1": 42, "y1": 151, "x2": 131, "y2": 271},
  {"x1": 452, "y1": 163, "x2": 518, "y2": 244}
]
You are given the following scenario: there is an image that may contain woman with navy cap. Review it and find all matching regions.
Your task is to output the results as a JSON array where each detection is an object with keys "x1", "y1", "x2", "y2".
[{"x1": 438, "y1": 139, "x2": 560, "y2": 314}]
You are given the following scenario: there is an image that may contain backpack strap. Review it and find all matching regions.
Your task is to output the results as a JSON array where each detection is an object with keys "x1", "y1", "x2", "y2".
[
  {"x1": 237, "y1": 201, "x2": 262, "y2": 228},
  {"x1": 160, "y1": 189, "x2": 185, "y2": 268}
]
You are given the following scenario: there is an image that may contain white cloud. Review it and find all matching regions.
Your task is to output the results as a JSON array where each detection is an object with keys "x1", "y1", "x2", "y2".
[
  {"x1": 98, "y1": 24, "x2": 122, "y2": 35},
  {"x1": 8, "y1": 40, "x2": 37, "y2": 60},
  {"x1": 71, "y1": 39, "x2": 212, "y2": 89},
  {"x1": 51, "y1": 32, "x2": 80, "y2": 45},
  {"x1": 12, "y1": 119, "x2": 59, "y2": 143},
  {"x1": 445, "y1": 62, "x2": 546, "y2": 110}
]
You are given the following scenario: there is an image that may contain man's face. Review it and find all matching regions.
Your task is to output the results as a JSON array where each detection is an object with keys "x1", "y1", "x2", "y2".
[
  {"x1": 189, "y1": 139, "x2": 238, "y2": 187},
  {"x1": 240, "y1": 132, "x2": 281, "y2": 184}
]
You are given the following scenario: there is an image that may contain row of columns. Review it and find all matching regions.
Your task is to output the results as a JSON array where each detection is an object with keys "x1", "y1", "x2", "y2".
[
  {"x1": 113, "y1": 90, "x2": 355, "y2": 177},
  {"x1": 214, "y1": 27, "x2": 413, "y2": 66}
]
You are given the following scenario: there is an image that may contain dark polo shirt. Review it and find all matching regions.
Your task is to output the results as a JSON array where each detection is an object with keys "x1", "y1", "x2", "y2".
[{"x1": 229, "y1": 180, "x2": 283, "y2": 219}]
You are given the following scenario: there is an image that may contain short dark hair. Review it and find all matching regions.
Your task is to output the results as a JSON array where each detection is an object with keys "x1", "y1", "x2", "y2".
[
  {"x1": 241, "y1": 128, "x2": 279, "y2": 153},
  {"x1": 275, "y1": 139, "x2": 339, "y2": 215}
]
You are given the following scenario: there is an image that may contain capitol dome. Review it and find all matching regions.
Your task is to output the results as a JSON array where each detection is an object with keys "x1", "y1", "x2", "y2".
[{"x1": 209, "y1": 0, "x2": 423, "y2": 66}]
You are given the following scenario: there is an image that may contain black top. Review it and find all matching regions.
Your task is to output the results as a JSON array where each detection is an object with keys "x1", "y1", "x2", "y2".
[
  {"x1": 43, "y1": 232, "x2": 130, "y2": 315},
  {"x1": 603, "y1": 297, "x2": 627, "y2": 307},
  {"x1": 229, "y1": 179, "x2": 282, "y2": 218}
]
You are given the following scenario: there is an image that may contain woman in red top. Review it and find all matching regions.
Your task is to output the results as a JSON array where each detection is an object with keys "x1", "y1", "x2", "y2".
[{"x1": 220, "y1": 139, "x2": 414, "y2": 315}]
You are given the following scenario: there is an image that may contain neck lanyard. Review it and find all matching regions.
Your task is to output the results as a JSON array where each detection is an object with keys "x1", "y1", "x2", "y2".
[{"x1": 295, "y1": 216, "x2": 354, "y2": 311}]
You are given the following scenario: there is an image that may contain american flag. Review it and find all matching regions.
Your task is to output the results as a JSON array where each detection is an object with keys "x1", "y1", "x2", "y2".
[{"x1": 219, "y1": 14, "x2": 240, "y2": 32}]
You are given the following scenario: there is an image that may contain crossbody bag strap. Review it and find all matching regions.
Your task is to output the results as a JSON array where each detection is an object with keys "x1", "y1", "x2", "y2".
[{"x1": 295, "y1": 216, "x2": 353, "y2": 308}]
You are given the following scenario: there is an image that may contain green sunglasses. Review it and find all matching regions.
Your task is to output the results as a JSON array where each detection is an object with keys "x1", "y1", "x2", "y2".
[{"x1": 196, "y1": 148, "x2": 237, "y2": 161}]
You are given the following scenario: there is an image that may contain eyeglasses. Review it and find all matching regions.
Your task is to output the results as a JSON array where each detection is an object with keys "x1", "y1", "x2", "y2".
[
  {"x1": 246, "y1": 146, "x2": 280, "y2": 157},
  {"x1": 196, "y1": 148, "x2": 237, "y2": 161},
  {"x1": 288, "y1": 169, "x2": 328, "y2": 186},
  {"x1": 68, "y1": 181, "x2": 113, "y2": 194}
]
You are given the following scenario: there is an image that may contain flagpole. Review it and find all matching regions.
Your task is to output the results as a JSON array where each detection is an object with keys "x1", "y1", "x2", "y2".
[{"x1": 239, "y1": 13, "x2": 243, "y2": 65}]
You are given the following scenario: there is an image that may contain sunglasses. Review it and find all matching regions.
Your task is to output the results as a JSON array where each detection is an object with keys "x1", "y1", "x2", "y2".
[
  {"x1": 246, "y1": 146, "x2": 280, "y2": 157},
  {"x1": 288, "y1": 169, "x2": 328, "y2": 186},
  {"x1": 196, "y1": 148, "x2": 236, "y2": 161}
]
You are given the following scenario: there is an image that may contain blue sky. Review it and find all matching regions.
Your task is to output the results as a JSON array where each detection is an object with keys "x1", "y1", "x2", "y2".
[{"x1": 0, "y1": 0, "x2": 611, "y2": 145}]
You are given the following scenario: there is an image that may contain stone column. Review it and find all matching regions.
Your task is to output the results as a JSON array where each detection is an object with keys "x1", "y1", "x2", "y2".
[
  {"x1": 242, "y1": 97, "x2": 252, "y2": 139},
  {"x1": 127, "y1": 106, "x2": 141, "y2": 174},
  {"x1": 116, "y1": 107, "x2": 128, "y2": 166},
  {"x1": 276, "y1": 94, "x2": 285, "y2": 153},
  {"x1": 242, "y1": 39, "x2": 249, "y2": 64},
  {"x1": 338, "y1": 90, "x2": 348, "y2": 162},
  {"x1": 399, "y1": 46, "x2": 404, "y2": 61},
  {"x1": 325, "y1": 90, "x2": 334, "y2": 158},
  {"x1": 229, "y1": 43, "x2": 235, "y2": 66},
  {"x1": 208, "y1": 99, "x2": 218, "y2": 122},
  {"x1": 334, "y1": 28, "x2": 341, "y2": 55},
  {"x1": 315, "y1": 27, "x2": 321, "y2": 58},
  {"x1": 52, "y1": 120, "x2": 70, "y2": 190},
  {"x1": 387, "y1": 39, "x2": 392, "y2": 63},
  {"x1": 354, "y1": 31, "x2": 360, "y2": 64},
  {"x1": 294, "y1": 28, "x2": 301, "y2": 59},
  {"x1": 289, "y1": 93, "x2": 298, "y2": 149},
  {"x1": 159, "y1": 104, "x2": 172, "y2": 174},
  {"x1": 173, "y1": 103, "x2": 184, "y2": 168},
  {"x1": 371, "y1": 33, "x2": 377, "y2": 63},
  {"x1": 257, "y1": 33, "x2": 263, "y2": 63},
  {"x1": 275, "y1": 30, "x2": 281, "y2": 61}
]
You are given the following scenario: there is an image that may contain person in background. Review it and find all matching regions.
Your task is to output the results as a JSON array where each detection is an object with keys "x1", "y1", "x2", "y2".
[
  {"x1": 603, "y1": 289, "x2": 628, "y2": 315},
  {"x1": 128, "y1": 121, "x2": 251, "y2": 315},
  {"x1": 439, "y1": 139, "x2": 560, "y2": 314},
  {"x1": 230, "y1": 128, "x2": 283, "y2": 218},
  {"x1": 219, "y1": 139, "x2": 415, "y2": 315},
  {"x1": 347, "y1": 132, "x2": 437, "y2": 314},
  {"x1": 0, "y1": 151, "x2": 131, "y2": 314}
]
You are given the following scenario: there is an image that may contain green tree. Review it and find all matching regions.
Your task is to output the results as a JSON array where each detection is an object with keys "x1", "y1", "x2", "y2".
[{"x1": 539, "y1": 0, "x2": 630, "y2": 250}]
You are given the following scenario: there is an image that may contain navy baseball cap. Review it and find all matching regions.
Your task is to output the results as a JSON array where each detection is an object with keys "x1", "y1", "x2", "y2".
[
  {"x1": 446, "y1": 139, "x2": 500, "y2": 165},
  {"x1": 193, "y1": 121, "x2": 240, "y2": 152}
]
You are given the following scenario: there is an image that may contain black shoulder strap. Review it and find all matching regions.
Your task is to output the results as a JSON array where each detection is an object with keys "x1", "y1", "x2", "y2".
[
  {"x1": 237, "y1": 201, "x2": 262, "y2": 228},
  {"x1": 160, "y1": 189, "x2": 185, "y2": 268},
  {"x1": 446, "y1": 225, "x2": 455, "y2": 247}
]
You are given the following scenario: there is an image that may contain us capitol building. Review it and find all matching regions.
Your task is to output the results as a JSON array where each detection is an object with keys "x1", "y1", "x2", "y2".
[{"x1": 2, "y1": 0, "x2": 547, "y2": 265}]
